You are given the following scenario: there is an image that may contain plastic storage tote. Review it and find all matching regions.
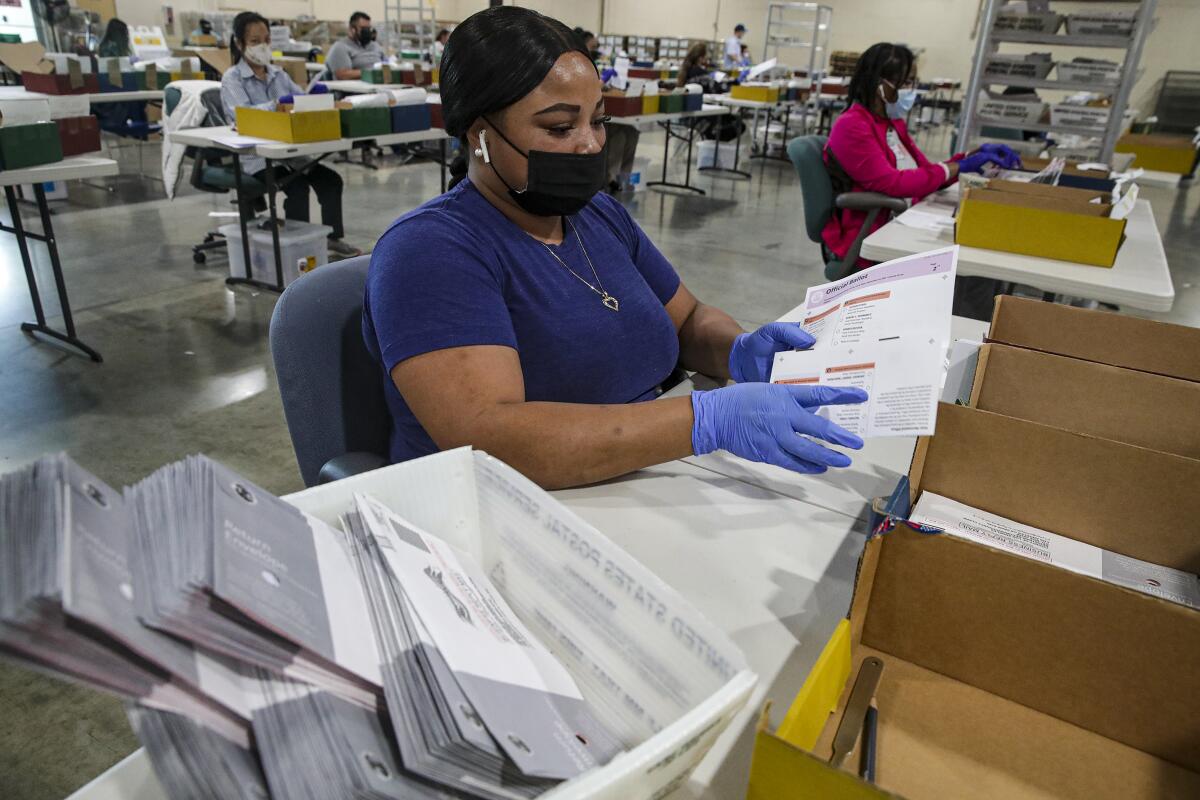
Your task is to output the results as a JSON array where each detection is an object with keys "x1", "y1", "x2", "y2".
[{"x1": 218, "y1": 220, "x2": 331, "y2": 288}]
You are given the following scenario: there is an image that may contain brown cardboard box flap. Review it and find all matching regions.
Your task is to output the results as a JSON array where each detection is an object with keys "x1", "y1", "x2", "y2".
[
  {"x1": 910, "y1": 403, "x2": 1200, "y2": 572},
  {"x1": 983, "y1": 178, "x2": 1109, "y2": 204},
  {"x1": 1117, "y1": 133, "x2": 1196, "y2": 150},
  {"x1": 0, "y1": 42, "x2": 52, "y2": 75},
  {"x1": 964, "y1": 186, "x2": 1112, "y2": 217},
  {"x1": 969, "y1": 343, "x2": 1200, "y2": 459},
  {"x1": 988, "y1": 295, "x2": 1200, "y2": 383}
]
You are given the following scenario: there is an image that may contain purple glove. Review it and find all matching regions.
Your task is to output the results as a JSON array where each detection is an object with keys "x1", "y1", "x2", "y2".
[
  {"x1": 691, "y1": 383, "x2": 867, "y2": 474},
  {"x1": 729, "y1": 322, "x2": 816, "y2": 383},
  {"x1": 978, "y1": 142, "x2": 1022, "y2": 169},
  {"x1": 277, "y1": 94, "x2": 296, "y2": 106},
  {"x1": 600, "y1": 68, "x2": 617, "y2": 84},
  {"x1": 309, "y1": 82, "x2": 329, "y2": 94},
  {"x1": 959, "y1": 150, "x2": 1001, "y2": 174}
]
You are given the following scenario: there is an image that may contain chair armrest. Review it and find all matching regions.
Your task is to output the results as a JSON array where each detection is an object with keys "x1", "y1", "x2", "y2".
[
  {"x1": 835, "y1": 192, "x2": 908, "y2": 214},
  {"x1": 318, "y1": 452, "x2": 389, "y2": 484}
]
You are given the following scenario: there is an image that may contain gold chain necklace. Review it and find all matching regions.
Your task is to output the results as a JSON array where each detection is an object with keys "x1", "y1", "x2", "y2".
[{"x1": 541, "y1": 218, "x2": 619, "y2": 312}]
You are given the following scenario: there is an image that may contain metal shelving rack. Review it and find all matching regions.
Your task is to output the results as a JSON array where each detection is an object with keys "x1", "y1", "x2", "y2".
[
  {"x1": 382, "y1": 0, "x2": 437, "y2": 58},
  {"x1": 959, "y1": 0, "x2": 1157, "y2": 163},
  {"x1": 762, "y1": 3, "x2": 832, "y2": 139}
]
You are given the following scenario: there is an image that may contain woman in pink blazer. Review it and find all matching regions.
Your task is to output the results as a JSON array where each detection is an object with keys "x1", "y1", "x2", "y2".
[{"x1": 821, "y1": 43, "x2": 1018, "y2": 268}]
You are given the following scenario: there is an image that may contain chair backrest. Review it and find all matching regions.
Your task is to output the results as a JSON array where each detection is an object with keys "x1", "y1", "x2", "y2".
[
  {"x1": 270, "y1": 256, "x2": 391, "y2": 487},
  {"x1": 786, "y1": 135, "x2": 834, "y2": 245}
]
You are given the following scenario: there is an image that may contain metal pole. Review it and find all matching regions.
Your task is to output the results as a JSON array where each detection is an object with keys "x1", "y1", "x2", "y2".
[
  {"x1": 1101, "y1": 0, "x2": 1157, "y2": 163},
  {"x1": 959, "y1": 0, "x2": 1002, "y2": 154}
]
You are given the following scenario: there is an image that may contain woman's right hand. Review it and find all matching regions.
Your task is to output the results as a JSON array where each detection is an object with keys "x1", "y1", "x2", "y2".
[{"x1": 691, "y1": 383, "x2": 868, "y2": 474}]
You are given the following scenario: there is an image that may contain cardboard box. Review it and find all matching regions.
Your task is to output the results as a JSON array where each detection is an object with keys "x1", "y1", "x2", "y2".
[
  {"x1": 275, "y1": 57, "x2": 309, "y2": 88},
  {"x1": 338, "y1": 106, "x2": 390, "y2": 138},
  {"x1": 683, "y1": 92, "x2": 703, "y2": 112},
  {"x1": 399, "y1": 66, "x2": 433, "y2": 87},
  {"x1": 428, "y1": 100, "x2": 443, "y2": 129},
  {"x1": 731, "y1": 83, "x2": 780, "y2": 103},
  {"x1": 22, "y1": 70, "x2": 99, "y2": 95},
  {"x1": 987, "y1": 295, "x2": 1200, "y2": 383},
  {"x1": 955, "y1": 184, "x2": 1126, "y2": 267},
  {"x1": 235, "y1": 107, "x2": 341, "y2": 143},
  {"x1": 361, "y1": 66, "x2": 395, "y2": 84},
  {"x1": 641, "y1": 94, "x2": 659, "y2": 115},
  {"x1": 747, "y1": 402, "x2": 1200, "y2": 800},
  {"x1": 55, "y1": 116, "x2": 101, "y2": 157},
  {"x1": 390, "y1": 103, "x2": 431, "y2": 133},
  {"x1": 1115, "y1": 133, "x2": 1198, "y2": 175},
  {"x1": 994, "y1": 11, "x2": 1062, "y2": 34},
  {"x1": 0, "y1": 122, "x2": 64, "y2": 170},
  {"x1": 603, "y1": 93, "x2": 642, "y2": 117},
  {"x1": 660, "y1": 92, "x2": 684, "y2": 114},
  {"x1": 969, "y1": 342, "x2": 1200, "y2": 458}
]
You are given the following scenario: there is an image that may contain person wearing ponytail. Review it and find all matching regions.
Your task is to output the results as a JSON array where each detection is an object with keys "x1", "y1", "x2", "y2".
[
  {"x1": 326, "y1": 11, "x2": 385, "y2": 80},
  {"x1": 362, "y1": 6, "x2": 869, "y2": 489},
  {"x1": 221, "y1": 11, "x2": 361, "y2": 258}
]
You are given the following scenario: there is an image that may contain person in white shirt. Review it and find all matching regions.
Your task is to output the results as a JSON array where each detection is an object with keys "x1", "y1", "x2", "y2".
[{"x1": 724, "y1": 24, "x2": 746, "y2": 68}]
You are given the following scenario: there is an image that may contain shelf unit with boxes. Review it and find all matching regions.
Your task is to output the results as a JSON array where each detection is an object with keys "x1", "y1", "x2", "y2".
[
  {"x1": 382, "y1": 0, "x2": 437, "y2": 60},
  {"x1": 762, "y1": 2, "x2": 832, "y2": 137},
  {"x1": 960, "y1": 0, "x2": 1157, "y2": 164}
]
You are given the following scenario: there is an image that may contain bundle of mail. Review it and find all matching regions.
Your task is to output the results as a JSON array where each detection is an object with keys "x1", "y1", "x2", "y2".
[{"x1": 0, "y1": 453, "x2": 623, "y2": 799}]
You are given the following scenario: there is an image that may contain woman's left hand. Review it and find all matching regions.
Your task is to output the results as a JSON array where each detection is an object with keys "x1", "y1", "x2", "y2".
[
  {"x1": 978, "y1": 143, "x2": 1022, "y2": 170},
  {"x1": 728, "y1": 322, "x2": 815, "y2": 383}
]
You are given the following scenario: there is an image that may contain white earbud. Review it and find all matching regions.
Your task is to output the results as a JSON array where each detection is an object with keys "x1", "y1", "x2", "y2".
[{"x1": 476, "y1": 130, "x2": 491, "y2": 164}]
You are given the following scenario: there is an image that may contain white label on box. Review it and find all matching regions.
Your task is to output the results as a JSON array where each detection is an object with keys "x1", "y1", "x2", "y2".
[
  {"x1": 290, "y1": 93, "x2": 335, "y2": 112},
  {"x1": 909, "y1": 492, "x2": 1200, "y2": 609}
]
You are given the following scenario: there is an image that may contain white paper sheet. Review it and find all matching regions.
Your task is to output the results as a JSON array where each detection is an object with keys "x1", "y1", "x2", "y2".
[
  {"x1": 771, "y1": 246, "x2": 958, "y2": 438},
  {"x1": 909, "y1": 491, "x2": 1200, "y2": 609}
]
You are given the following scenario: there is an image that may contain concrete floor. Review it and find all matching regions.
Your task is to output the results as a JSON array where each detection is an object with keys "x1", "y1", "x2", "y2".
[{"x1": 1, "y1": 127, "x2": 1197, "y2": 799}]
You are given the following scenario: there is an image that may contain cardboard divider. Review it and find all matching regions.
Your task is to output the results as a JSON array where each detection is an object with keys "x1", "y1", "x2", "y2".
[
  {"x1": 969, "y1": 343, "x2": 1200, "y2": 458},
  {"x1": 984, "y1": 178, "x2": 1109, "y2": 205},
  {"x1": 965, "y1": 186, "x2": 1111, "y2": 216},
  {"x1": 911, "y1": 403, "x2": 1200, "y2": 572},
  {"x1": 988, "y1": 295, "x2": 1200, "y2": 382},
  {"x1": 861, "y1": 525, "x2": 1200, "y2": 775}
]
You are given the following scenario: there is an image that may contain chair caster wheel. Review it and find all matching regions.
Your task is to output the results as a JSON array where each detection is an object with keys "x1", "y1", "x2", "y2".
[{"x1": 193, "y1": 251, "x2": 207, "y2": 264}]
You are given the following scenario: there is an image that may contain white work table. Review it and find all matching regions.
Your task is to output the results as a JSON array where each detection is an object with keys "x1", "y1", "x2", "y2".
[
  {"x1": 167, "y1": 123, "x2": 447, "y2": 159},
  {"x1": 0, "y1": 85, "x2": 163, "y2": 104},
  {"x1": 862, "y1": 189, "x2": 1175, "y2": 312},
  {"x1": 605, "y1": 102, "x2": 729, "y2": 127},
  {"x1": 323, "y1": 78, "x2": 432, "y2": 94},
  {"x1": 68, "y1": 301, "x2": 990, "y2": 800}
]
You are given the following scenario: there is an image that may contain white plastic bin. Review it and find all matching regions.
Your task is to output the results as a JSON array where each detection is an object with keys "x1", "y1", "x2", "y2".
[
  {"x1": 978, "y1": 95, "x2": 1047, "y2": 127},
  {"x1": 1055, "y1": 61, "x2": 1121, "y2": 85},
  {"x1": 1050, "y1": 103, "x2": 1110, "y2": 131},
  {"x1": 994, "y1": 12, "x2": 1062, "y2": 35},
  {"x1": 1066, "y1": 11, "x2": 1135, "y2": 37},
  {"x1": 698, "y1": 139, "x2": 739, "y2": 171},
  {"x1": 219, "y1": 220, "x2": 331, "y2": 287},
  {"x1": 984, "y1": 55, "x2": 1055, "y2": 81}
]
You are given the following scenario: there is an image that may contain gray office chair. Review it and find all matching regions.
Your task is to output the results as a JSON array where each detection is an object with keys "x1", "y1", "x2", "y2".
[
  {"x1": 270, "y1": 256, "x2": 391, "y2": 487},
  {"x1": 787, "y1": 135, "x2": 908, "y2": 281}
]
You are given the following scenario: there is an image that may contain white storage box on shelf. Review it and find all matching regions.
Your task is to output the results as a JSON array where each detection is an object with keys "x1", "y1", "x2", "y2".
[
  {"x1": 1065, "y1": 11, "x2": 1135, "y2": 37},
  {"x1": 1050, "y1": 102, "x2": 1110, "y2": 131},
  {"x1": 699, "y1": 138, "x2": 739, "y2": 170},
  {"x1": 1055, "y1": 61, "x2": 1121, "y2": 85},
  {"x1": 993, "y1": 12, "x2": 1061, "y2": 35},
  {"x1": 218, "y1": 220, "x2": 330, "y2": 287},
  {"x1": 984, "y1": 55, "x2": 1055, "y2": 81},
  {"x1": 977, "y1": 94, "x2": 1047, "y2": 127},
  {"x1": 285, "y1": 448, "x2": 757, "y2": 799}
]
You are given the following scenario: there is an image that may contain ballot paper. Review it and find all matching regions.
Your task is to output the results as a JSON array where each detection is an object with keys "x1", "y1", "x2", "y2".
[
  {"x1": 894, "y1": 207, "x2": 956, "y2": 234},
  {"x1": 909, "y1": 492, "x2": 1200, "y2": 610},
  {"x1": 1110, "y1": 182, "x2": 1138, "y2": 220},
  {"x1": 352, "y1": 493, "x2": 620, "y2": 782},
  {"x1": 771, "y1": 246, "x2": 958, "y2": 438}
]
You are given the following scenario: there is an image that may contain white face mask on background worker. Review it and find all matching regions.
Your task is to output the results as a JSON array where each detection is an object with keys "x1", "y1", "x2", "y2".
[
  {"x1": 243, "y1": 43, "x2": 273, "y2": 67},
  {"x1": 879, "y1": 77, "x2": 917, "y2": 120}
]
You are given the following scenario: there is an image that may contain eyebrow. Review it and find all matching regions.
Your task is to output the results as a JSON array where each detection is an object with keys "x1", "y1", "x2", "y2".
[{"x1": 533, "y1": 103, "x2": 580, "y2": 116}]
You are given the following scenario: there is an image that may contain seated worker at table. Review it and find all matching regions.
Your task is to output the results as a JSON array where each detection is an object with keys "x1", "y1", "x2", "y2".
[
  {"x1": 822, "y1": 42, "x2": 1020, "y2": 316},
  {"x1": 326, "y1": 11, "x2": 385, "y2": 80},
  {"x1": 97, "y1": 18, "x2": 131, "y2": 58},
  {"x1": 222, "y1": 12, "x2": 362, "y2": 258},
  {"x1": 677, "y1": 43, "x2": 711, "y2": 87},
  {"x1": 186, "y1": 19, "x2": 215, "y2": 45},
  {"x1": 363, "y1": 6, "x2": 868, "y2": 490}
]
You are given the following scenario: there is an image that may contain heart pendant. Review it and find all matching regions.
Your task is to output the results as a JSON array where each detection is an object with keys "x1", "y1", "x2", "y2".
[{"x1": 602, "y1": 294, "x2": 620, "y2": 312}]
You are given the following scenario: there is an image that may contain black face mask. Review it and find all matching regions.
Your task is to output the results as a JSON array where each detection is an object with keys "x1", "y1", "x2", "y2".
[
  {"x1": 589, "y1": 49, "x2": 601, "y2": 62},
  {"x1": 356, "y1": 27, "x2": 374, "y2": 46},
  {"x1": 481, "y1": 116, "x2": 607, "y2": 217}
]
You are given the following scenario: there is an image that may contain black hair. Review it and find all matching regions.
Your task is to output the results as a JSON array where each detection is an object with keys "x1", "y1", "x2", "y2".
[
  {"x1": 350, "y1": 11, "x2": 371, "y2": 26},
  {"x1": 442, "y1": 7, "x2": 593, "y2": 188},
  {"x1": 574, "y1": 28, "x2": 595, "y2": 48},
  {"x1": 847, "y1": 42, "x2": 915, "y2": 109},
  {"x1": 230, "y1": 11, "x2": 269, "y2": 64},
  {"x1": 98, "y1": 18, "x2": 130, "y2": 55}
]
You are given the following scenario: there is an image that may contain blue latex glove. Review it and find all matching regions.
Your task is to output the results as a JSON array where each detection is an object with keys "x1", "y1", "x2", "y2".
[
  {"x1": 728, "y1": 322, "x2": 816, "y2": 383},
  {"x1": 978, "y1": 142, "x2": 1022, "y2": 169},
  {"x1": 959, "y1": 150, "x2": 1001, "y2": 174},
  {"x1": 600, "y1": 68, "x2": 617, "y2": 84},
  {"x1": 691, "y1": 383, "x2": 868, "y2": 474},
  {"x1": 309, "y1": 82, "x2": 329, "y2": 94},
  {"x1": 277, "y1": 94, "x2": 296, "y2": 106}
]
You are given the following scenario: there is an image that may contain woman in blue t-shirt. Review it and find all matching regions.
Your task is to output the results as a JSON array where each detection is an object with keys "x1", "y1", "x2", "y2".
[{"x1": 363, "y1": 6, "x2": 868, "y2": 489}]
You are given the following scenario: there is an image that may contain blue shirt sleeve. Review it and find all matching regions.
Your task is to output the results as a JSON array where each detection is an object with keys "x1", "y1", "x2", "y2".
[
  {"x1": 365, "y1": 211, "x2": 517, "y2": 374},
  {"x1": 591, "y1": 193, "x2": 681, "y2": 305}
]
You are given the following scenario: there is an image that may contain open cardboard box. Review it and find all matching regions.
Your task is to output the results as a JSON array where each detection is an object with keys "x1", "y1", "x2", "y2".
[
  {"x1": 968, "y1": 342, "x2": 1200, "y2": 459},
  {"x1": 1116, "y1": 133, "x2": 1198, "y2": 175},
  {"x1": 747, "y1": 403, "x2": 1200, "y2": 800},
  {"x1": 988, "y1": 295, "x2": 1200, "y2": 383},
  {"x1": 235, "y1": 106, "x2": 340, "y2": 143},
  {"x1": 955, "y1": 180, "x2": 1126, "y2": 267}
]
